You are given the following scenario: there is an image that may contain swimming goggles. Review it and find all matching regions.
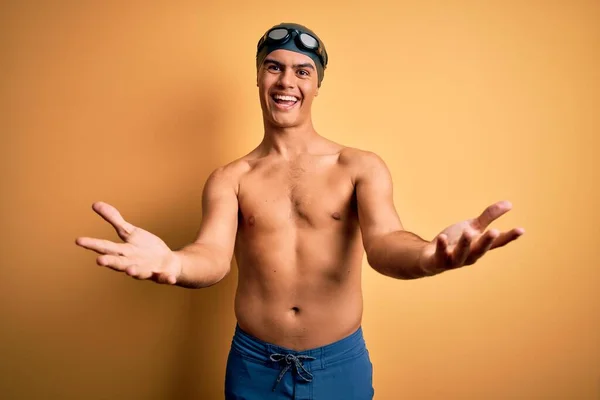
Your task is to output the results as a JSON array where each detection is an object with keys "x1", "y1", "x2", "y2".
[{"x1": 258, "y1": 27, "x2": 328, "y2": 67}]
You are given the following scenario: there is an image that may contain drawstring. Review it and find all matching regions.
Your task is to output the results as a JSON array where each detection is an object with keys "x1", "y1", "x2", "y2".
[{"x1": 269, "y1": 353, "x2": 316, "y2": 392}]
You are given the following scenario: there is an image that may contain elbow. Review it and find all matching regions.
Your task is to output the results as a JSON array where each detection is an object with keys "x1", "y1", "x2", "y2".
[
  {"x1": 181, "y1": 250, "x2": 233, "y2": 289},
  {"x1": 364, "y1": 244, "x2": 387, "y2": 275},
  {"x1": 364, "y1": 235, "x2": 386, "y2": 271},
  {"x1": 208, "y1": 251, "x2": 233, "y2": 285},
  {"x1": 364, "y1": 250, "x2": 378, "y2": 273},
  {"x1": 363, "y1": 236, "x2": 377, "y2": 265},
  {"x1": 216, "y1": 260, "x2": 232, "y2": 282},
  {"x1": 198, "y1": 257, "x2": 231, "y2": 288},
  {"x1": 364, "y1": 241, "x2": 417, "y2": 281}
]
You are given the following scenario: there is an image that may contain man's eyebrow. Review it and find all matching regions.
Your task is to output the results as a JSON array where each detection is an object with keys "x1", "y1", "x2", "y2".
[
  {"x1": 263, "y1": 59, "x2": 282, "y2": 66},
  {"x1": 294, "y1": 63, "x2": 315, "y2": 70},
  {"x1": 263, "y1": 59, "x2": 315, "y2": 70}
]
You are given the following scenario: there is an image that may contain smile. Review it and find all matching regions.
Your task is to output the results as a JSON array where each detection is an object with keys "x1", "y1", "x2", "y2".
[{"x1": 271, "y1": 94, "x2": 299, "y2": 110}]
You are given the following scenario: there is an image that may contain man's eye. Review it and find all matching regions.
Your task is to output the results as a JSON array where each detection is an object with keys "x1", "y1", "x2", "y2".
[
  {"x1": 268, "y1": 65, "x2": 280, "y2": 71},
  {"x1": 298, "y1": 70, "x2": 309, "y2": 76}
]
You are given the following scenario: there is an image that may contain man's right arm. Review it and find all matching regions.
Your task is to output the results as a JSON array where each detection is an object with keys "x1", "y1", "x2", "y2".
[{"x1": 174, "y1": 166, "x2": 239, "y2": 289}]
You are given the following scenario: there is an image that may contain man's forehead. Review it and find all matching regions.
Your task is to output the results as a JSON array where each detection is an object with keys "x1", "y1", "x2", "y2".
[{"x1": 262, "y1": 49, "x2": 316, "y2": 67}]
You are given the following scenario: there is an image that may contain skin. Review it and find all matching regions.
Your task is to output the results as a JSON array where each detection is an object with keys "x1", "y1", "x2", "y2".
[{"x1": 75, "y1": 49, "x2": 525, "y2": 351}]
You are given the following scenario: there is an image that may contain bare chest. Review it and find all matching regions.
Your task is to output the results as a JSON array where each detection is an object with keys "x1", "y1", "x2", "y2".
[{"x1": 237, "y1": 160, "x2": 356, "y2": 230}]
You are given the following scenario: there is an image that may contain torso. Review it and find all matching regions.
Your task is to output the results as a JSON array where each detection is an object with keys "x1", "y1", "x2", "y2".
[{"x1": 228, "y1": 143, "x2": 367, "y2": 351}]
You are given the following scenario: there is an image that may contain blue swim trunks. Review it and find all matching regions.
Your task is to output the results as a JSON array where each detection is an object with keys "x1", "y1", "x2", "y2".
[{"x1": 224, "y1": 324, "x2": 375, "y2": 399}]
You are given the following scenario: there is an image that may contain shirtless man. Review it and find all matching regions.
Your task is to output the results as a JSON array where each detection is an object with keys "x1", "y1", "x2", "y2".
[{"x1": 75, "y1": 23, "x2": 524, "y2": 399}]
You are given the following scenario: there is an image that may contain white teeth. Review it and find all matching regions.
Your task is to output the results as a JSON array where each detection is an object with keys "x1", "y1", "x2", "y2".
[{"x1": 273, "y1": 94, "x2": 298, "y2": 101}]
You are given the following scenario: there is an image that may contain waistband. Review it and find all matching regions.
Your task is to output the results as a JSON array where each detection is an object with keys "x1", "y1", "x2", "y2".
[{"x1": 230, "y1": 323, "x2": 367, "y2": 372}]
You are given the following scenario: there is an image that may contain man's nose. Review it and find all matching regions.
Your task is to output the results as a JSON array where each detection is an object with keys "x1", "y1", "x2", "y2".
[{"x1": 277, "y1": 69, "x2": 295, "y2": 88}]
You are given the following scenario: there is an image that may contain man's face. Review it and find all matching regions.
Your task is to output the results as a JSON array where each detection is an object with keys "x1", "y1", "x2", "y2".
[{"x1": 257, "y1": 49, "x2": 319, "y2": 129}]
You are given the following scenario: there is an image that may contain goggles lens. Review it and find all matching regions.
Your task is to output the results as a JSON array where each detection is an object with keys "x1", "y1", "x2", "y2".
[
  {"x1": 268, "y1": 28, "x2": 289, "y2": 41},
  {"x1": 299, "y1": 33, "x2": 318, "y2": 49}
]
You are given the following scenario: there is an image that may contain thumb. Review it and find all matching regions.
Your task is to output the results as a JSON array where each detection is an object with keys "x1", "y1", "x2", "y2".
[
  {"x1": 433, "y1": 234, "x2": 452, "y2": 270},
  {"x1": 153, "y1": 272, "x2": 177, "y2": 285},
  {"x1": 92, "y1": 201, "x2": 136, "y2": 240}
]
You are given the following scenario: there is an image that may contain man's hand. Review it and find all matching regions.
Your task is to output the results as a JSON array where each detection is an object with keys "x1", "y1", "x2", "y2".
[
  {"x1": 419, "y1": 200, "x2": 525, "y2": 275},
  {"x1": 75, "y1": 202, "x2": 181, "y2": 284}
]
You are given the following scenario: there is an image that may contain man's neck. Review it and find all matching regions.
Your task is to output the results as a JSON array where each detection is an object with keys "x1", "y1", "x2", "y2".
[{"x1": 260, "y1": 120, "x2": 320, "y2": 159}]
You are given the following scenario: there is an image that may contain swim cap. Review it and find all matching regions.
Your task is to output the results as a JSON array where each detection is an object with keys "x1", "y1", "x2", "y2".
[{"x1": 256, "y1": 23, "x2": 328, "y2": 87}]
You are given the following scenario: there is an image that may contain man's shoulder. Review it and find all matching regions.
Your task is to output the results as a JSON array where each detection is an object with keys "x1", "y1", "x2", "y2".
[
  {"x1": 214, "y1": 156, "x2": 251, "y2": 176},
  {"x1": 204, "y1": 155, "x2": 252, "y2": 194},
  {"x1": 336, "y1": 146, "x2": 392, "y2": 187},
  {"x1": 338, "y1": 146, "x2": 388, "y2": 170}
]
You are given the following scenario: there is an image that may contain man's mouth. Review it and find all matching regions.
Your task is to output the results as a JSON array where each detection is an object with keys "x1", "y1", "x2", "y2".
[{"x1": 271, "y1": 94, "x2": 299, "y2": 110}]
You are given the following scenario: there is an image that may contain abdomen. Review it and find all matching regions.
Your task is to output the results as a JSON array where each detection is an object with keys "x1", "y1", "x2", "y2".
[{"x1": 233, "y1": 224, "x2": 365, "y2": 350}]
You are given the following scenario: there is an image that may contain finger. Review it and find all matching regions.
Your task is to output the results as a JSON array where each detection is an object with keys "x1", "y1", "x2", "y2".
[
  {"x1": 451, "y1": 230, "x2": 474, "y2": 267},
  {"x1": 490, "y1": 227, "x2": 525, "y2": 250},
  {"x1": 434, "y1": 234, "x2": 452, "y2": 269},
  {"x1": 97, "y1": 255, "x2": 133, "y2": 272},
  {"x1": 76, "y1": 237, "x2": 130, "y2": 256},
  {"x1": 465, "y1": 229, "x2": 499, "y2": 265},
  {"x1": 475, "y1": 201, "x2": 513, "y2": 230},
  {"x1": 91, "y1": 202, "x2": 137, "y2": 240},
  {"x1": 152, "y1": 272, "x2": 177, "y2": 285},
  {"x1": 125, "y1": 266, "x2": 149, "y2": 280}
]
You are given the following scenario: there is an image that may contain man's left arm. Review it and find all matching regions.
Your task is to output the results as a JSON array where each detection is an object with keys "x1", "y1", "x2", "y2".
[
  {"x1": 354, "y1": 151, "x2": 524, "y2": 280},
  {"x1": 354, "y1": 151, "x2": 431, "y2": 279}
]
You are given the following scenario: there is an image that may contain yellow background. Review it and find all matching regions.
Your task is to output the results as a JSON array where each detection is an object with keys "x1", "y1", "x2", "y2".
[{"x1": 1, "y1": 1, "x2": 598, "y2": 399}]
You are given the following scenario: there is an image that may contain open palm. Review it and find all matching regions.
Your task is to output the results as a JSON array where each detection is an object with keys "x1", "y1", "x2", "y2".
[
  {"x1": 420, "y1": 200, "x2": 525, "y2": 274},
  {"x1": 75, "y1": 202, "x2": 181, "y2": 284}
]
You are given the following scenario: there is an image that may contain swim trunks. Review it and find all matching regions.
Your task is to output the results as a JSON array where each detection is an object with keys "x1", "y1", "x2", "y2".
[{"x1": 225, "y1": 324, "x2": 375, "y2": 399}]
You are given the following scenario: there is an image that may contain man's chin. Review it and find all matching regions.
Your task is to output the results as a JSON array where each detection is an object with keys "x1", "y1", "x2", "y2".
[
  {"x1": 269, "y1": 114, "x2": 302, "y2": 129},
  {"x1": 272, "y1": 121, "x2": 298, "y2": 129}
]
